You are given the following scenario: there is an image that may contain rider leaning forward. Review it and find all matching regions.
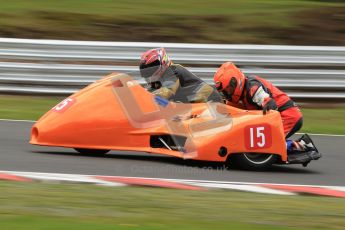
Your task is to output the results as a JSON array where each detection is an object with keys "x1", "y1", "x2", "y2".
[
  {"x1": 139, "y1": 48, "x2": 222, "y2": 103},
  {"x1": 213, "y1": 62, "x2": 319, "y2": 155}
]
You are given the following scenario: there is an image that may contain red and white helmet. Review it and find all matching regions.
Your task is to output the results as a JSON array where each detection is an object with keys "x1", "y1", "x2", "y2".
[
  {"x1": 139, "y1": 48, "x2": 171, "y2": 83},
  {"x1": 214, "y1": 62, "x2": 245, "y2": 103}
]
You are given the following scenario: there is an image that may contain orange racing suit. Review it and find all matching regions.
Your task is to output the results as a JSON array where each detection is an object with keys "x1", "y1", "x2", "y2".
[{"x1": 228, "y1": 75, "x2": 303, "y2": 138}]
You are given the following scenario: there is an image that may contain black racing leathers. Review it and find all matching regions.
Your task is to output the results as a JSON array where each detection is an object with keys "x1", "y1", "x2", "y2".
[{"x1": 148, "y1": 64, "x2": 222, "y2": 103}]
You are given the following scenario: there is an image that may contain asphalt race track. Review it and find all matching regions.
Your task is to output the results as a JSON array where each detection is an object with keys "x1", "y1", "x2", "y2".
[{"x1": 1, "y1": 120, "x2": 344, "y2": 186}]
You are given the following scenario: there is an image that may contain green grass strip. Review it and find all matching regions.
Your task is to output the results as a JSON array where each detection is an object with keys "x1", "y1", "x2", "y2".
[{"x1": 1, "y1": 181, "x2": 345, "y2": 230}]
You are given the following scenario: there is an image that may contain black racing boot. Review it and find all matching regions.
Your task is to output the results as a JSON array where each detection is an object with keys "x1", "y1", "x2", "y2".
[
  {"x1": 287, "y1": 134, "x2": 321, "y2": 166},
  {"x1": 298, "y1": 134, "x2": 319, "y2": 152}
]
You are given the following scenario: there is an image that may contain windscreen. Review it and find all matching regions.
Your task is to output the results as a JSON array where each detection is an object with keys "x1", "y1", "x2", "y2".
[{"x1": 110, "y1": 67, "x2": 233, "y2": 159}]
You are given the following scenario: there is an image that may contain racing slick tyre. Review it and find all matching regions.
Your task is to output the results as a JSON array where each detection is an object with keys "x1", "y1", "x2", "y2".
[
  {"x1": 229, "y1": 153, "x2": 278, "y2": 171},
  {"x1": 74, "y1": 148, "x2": 110, "y2": 156}
]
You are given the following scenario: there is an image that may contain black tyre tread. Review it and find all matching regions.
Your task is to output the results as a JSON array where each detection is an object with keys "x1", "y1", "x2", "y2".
[{"x1": 228, "y1": 153, "x2": 278, "y2": 171}]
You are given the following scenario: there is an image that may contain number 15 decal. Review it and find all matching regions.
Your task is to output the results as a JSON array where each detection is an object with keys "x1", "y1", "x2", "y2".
[{"x1": 244, "y1": 124, "x2": 272, "y2": 150}]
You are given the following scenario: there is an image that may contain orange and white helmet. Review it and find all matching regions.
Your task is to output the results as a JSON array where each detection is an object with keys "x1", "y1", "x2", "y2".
[
  {"x1": 214, "y1": 62, "x2": 245, "y2": 103},
  {"x1": 139, "y1": 48, "x2": 171, "y2": 83}
]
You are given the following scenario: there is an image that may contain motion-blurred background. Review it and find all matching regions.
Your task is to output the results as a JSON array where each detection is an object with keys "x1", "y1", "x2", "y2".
[{"x1": 1, "y1": 0, "x2": 344, "y2": 45}]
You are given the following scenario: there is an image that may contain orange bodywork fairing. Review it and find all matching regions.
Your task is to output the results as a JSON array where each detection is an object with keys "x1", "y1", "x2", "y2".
[{"x1": 30, "y1": 73, "x2": 287, "y2": 162}]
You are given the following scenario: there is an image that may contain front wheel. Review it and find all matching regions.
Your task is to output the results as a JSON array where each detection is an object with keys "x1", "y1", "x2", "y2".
[
  {"x1": 229, "y1": 153, "x2": 278, "y2": 171},
  {"x1": 74, "y1": 148, "x2": 110, "y2": 156}
]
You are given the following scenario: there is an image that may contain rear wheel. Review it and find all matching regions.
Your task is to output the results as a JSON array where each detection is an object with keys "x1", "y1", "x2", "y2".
[
  {"x1": 229, "y1": 153, "x2": 278, "y2": 171},
  {"x1": 74, "y1": 148, "x2": 110, "y2": 156}
]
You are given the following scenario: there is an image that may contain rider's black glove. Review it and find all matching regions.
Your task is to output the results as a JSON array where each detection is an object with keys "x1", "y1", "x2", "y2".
[
  {"x1": 263, "y1": 99, "x2": 278, "y2": 115},
  {"x1": 150, "y1": 81, "x2": 162, "y2": 90}
]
